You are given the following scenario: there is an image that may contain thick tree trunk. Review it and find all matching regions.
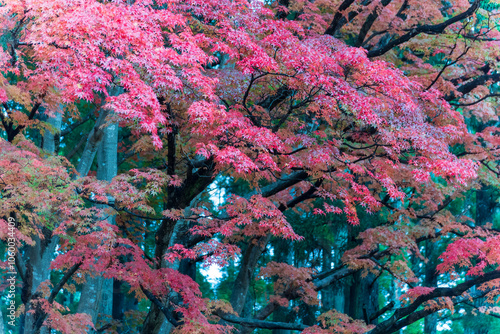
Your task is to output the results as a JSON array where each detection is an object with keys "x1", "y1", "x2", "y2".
[
  {"x1": 77, "y1": 119, "x2": 117, "y2": 331},
  {"x1": 112, "y1": 279, "x2": 138, "y2": 322},
  {"x1": 23, "y1": 237, "x2": 59, "y2": 334},
  {"x1": 141, "y1": 307, "x2": 166, "y2": 334},
  {"x1": 346, "y1": 271, "x2": 378, "y2": 322},
  {"x1": 76, "y1": 277, "x2": 109, "y2": 330}
]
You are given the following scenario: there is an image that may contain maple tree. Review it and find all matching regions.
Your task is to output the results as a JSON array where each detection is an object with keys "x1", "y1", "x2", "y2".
[{"x1": 2, "y1": 0, "x2": 500, "y2": 333}]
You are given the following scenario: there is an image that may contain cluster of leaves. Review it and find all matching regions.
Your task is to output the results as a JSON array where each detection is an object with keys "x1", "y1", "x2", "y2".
[{"x1": 3, "y1": 0, "x2": 500, "y2": 333}]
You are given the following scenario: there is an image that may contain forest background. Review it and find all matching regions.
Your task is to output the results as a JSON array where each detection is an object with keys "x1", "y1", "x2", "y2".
[{"x1": 2, "y1": 0, "x2": 500, "y2": 333}]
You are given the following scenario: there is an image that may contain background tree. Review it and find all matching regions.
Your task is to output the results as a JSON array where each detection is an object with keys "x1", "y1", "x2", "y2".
[{"x1": 2, "y1": 0, "x2": 500, "y2": 334}]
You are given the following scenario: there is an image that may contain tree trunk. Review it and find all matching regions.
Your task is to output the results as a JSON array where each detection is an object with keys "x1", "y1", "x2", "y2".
[
  {"x1": 75, "y1": 108, "x2": 109, "y2": 178},
  {"x1": 42, "y1": 110, "x2": 62, "y2": 153},
  {"x1": 321, "y1": 244, "x2": 335, "y2": 311},
  {"x1": 22, "y1": 238, "x2": 59, "y2": 334},
  {"x1": 230, "y1": 235, "x2": 272, "y2": 315},
  {"x1": 272, "y1": 306, "x2": 291, "y2": 334},
  {"x1": 77, "y1": 119, "x2": 117, "y2": 331},
  {"x1": 140, "y1": 218, "x2": 177, "y2": 334},
  {"x1": 140, "y1": 197, "x2": 203, "y2": 334},
  {"x1": 463, "y1": 186, "x2": 497, "y2": 334},
  {"x1": 22, "y1": 111, "x2": 62, "y2": 334},
  {"x1": 333, "y1": 224, "x2": 347, "y2": 314},
  {"x1": 424, "y1": 240, "x2": 438, "y2": 334},
  {"x1": 391, "y1": 278, "x2": 404, "y2": 334},
  {"x1": 346, "y1": 271, "x2": 378, "y2": 322},
  {"x1": 272, "y1": 239, "x2": 293, "y2": 334}
]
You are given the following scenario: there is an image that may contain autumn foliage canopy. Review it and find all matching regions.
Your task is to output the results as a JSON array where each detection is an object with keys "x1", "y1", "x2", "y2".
[{"x1": 2, "y1": 0, "x2": 500, "y2": 333}]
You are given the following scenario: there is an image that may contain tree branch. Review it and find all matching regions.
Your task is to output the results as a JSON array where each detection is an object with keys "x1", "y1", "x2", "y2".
[
  {"x1": 366, "y1": 0, "x2": 481, "y2": 58},
  {"x1": 216, "y1": 311, "x2": 308, "y2": 331},
  {"x1": 425, "y1": 43, "x2": 470, "y2": 91},
  {"x1": 8, "y1": 102, "x2": 41, "y2": 142},
  {"x1": 369, "y1": 269, "x2": 500, "y2": 334},
  {"x1": 450, "y1": 73, "x2": 500, "y2": 100},
  {"x1": 258, "y1": 170, "x2": 309, "y2": 198},
  {"x1": 324, "y1": 0, "x2": 359, "y2": 35},
  {"x1": 33, "y1": 262, "x2": 83, "y2": 334},
  {"x1": 450, "y1": 93, "x2": 500, "y2": 106},
  {"x1": 60, "y1": 113, "x2": 92, "y2": 137},
  {"x1": 140, "y1": 285, "x2": 182, "y2": 327},
  {"x1": 355, "y1": 0, "x2": 392, "y2": 47}
]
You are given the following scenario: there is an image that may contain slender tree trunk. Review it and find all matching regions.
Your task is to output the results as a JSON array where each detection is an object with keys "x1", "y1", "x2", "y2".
[
  {"x1": 140, "y1": 217, "x2": 177, "y2": 334},
  {"x1": 333, "y1": 224, "x2": 347, "y2": 314},
  {"x1": 391, "y1": 278, "x2": 404, "y2": 334},
  {"x1": 424, "y1": 240, "x2": 438, "y2": 334},
  {"x1": 463, "y1": 186, "x2": 497, "y2": 334},
  {"x1": 230, "y1": 235, "x2": 272, "y2": 315},
  {"x1": 112, "y1": 279, "x2": 125, "y2": 321},
  {"x1": 140, "y1": 198, "x2": 203, "y2": 334},
  {"x1": 272, "y1": 239, "x2": 293, "y2": 334},
  {"x1": 345, "y1": 225, "x2": 378, "y2": 324},
  {"x1": 42, "y1": 111, "x2": 62, "y2": 153},
  {"x1": 75, "y1": 108, "x2": 109, "y2": 178},
  {"x1": 22, "y1": 111, "x2": 62, "y2": 334},
  {"x1": 77, "y1": 119, "x2": 117, "y2": 331},
  {"x1": 321, "y1": 244, "x2": 335, "y2": 311}
]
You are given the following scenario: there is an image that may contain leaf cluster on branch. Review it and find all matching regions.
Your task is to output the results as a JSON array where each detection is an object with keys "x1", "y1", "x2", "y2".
[{"x1": 2, "y1": 0, "x2": 500, "y2": 333}]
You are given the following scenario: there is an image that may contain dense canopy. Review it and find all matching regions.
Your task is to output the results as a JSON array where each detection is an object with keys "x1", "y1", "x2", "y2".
[{"x1": 2, "y1": 0, "x2": 500, "y2": 334}]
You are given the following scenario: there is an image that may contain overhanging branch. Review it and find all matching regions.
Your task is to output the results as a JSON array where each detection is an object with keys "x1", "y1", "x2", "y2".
[
  {"x1": 216, "y1": 311, "x2": 308, "y2": 331},
  {"x1": 366, "y1": 0, "x2": 481, "y2": 58}
]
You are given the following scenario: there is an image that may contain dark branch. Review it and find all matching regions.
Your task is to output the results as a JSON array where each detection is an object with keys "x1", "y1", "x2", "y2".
[
  {"x1": 33, "y1": 262, "x2": 83, "y2": 333},
  {"x1": 216, "y1": 311, "x2": 308, "y2": 331},
  {"x1": 355, "y1": 0, "x2": 392, "y2": 47},
  {"x1": 140, "y1": 286, "x2": 182, "y2": 327},
  {"x1": 60, "y1": 113, "x2": 92, "y2": 137},
  {"x1": 369, "y1": 269, "x2": 500, "y2": 334},
  {"x1": 253, "y1": 170, "x2": 309, "y2": 199},
  {"x1": 366, "y1": 0, "x2": 481, "y2": 58},
  {"x1": 425, "y1": 44, "x2": 470, "y2": 91},
  {"x1": 370, "y1": 301, "x2": 395, "y2": 322},
  {"x1": 451, "y1": 73, "x2": 500, "y2": 99},
  {"x1": 450, "y1": 93, "x2": 500, "y2": 106},
  {"x1": 324, "y1": 0, "x2": 358, "y2": 36},
  {"x1": 9, "y1": 102, "x2": 42, "y2": 141}
]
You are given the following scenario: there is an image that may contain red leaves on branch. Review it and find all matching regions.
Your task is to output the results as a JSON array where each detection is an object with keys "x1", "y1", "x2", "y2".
[{"x1": 2, "y1": 0, "x2": 500, "y2": 332}]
